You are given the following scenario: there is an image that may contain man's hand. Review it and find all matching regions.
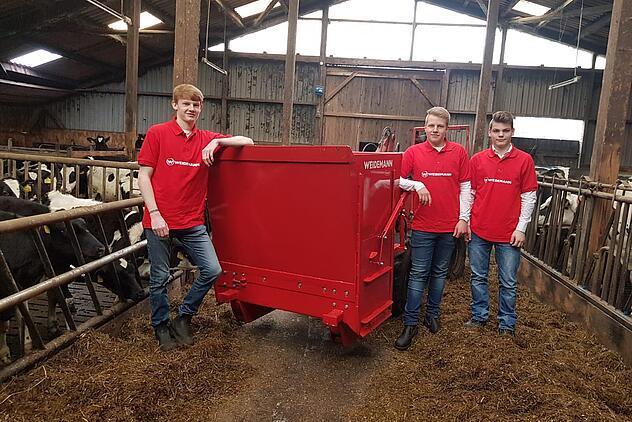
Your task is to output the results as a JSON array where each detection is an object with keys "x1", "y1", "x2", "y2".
[
  {"x1": 416, "y1": 187, "x2": 432, "y2": 206},
  {"x1": 202, "y1": 139, "x2": 220, "y2": 166},
  {"x1": 453, "y1": 219, "x2": 468, "y2": 239},
  {"x1": 465, "y1": 224, "x2": 471, "y2": 242},
  {"x1": 510, "y1": 230, "x2": 526, "y2": 248},
  {"x1": 151, "y1": 212, "x2": 169, "y2": 238}
]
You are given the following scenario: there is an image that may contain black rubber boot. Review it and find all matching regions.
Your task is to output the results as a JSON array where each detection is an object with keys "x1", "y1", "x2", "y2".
[
  {"x1": 394, "y1": 325, "x2": 418, "y2": 350},
  {"x1": 464, "y1": 319, "x2": 486, "y2": 329},
  {"x1": 423, "y1": 315, "x2": 440, "y2": 334},
  {"x1": 154, "y1": 322, "x2": 178, "y2": 352},
  {"x1": 172, "y1": 314, "x2": 194, "y2": 346}
]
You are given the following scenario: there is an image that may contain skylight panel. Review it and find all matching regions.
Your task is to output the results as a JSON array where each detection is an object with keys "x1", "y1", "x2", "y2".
[
  {"x1": 512, "y1": 1, "x2": 550, "y2": 16},
  {"x1": 10, "y1": 49, "x2": 62, "y2": 67},
  {"x1": 235, "y1": 0, "x2": 278, "y2": 19},
  {"x1": 108, "y1": 11, "x2": 162, "y2": 31}
]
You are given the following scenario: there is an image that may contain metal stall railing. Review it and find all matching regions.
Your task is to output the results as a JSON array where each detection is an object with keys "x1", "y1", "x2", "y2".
[
  {"x1": 0, "y1": 198, "x2": 148, "y2": 381},
  {"x1": 0, "y1": 151, "x2": 139, "y2": 203},
  {"x1": 525, "y1": 176, "x2": 632, "y2": 315}
]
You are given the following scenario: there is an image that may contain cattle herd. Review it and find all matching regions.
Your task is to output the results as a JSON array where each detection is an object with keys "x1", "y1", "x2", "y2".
[{"x1": 0, "y1": 137, "x2": 155, "y2": 366}]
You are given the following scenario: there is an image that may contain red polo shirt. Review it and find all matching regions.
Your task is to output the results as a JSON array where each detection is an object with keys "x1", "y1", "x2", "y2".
[
  {"x1": 470, "y1": 146, "x2": 538, "y2": 242},
  {"x1": 401, "y1": 140, "x2": 470, "y2": 233},
  {"x1": 138, "y1": 118, "x2": 230, "y2": 230}
]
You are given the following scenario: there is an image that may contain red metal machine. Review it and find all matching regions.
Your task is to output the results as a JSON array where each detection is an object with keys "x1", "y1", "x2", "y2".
[{"x1": 208, "y1": 146, "x2": 409, "y2": 345}]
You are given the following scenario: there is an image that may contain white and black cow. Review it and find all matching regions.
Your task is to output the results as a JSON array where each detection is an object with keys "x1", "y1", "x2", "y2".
[
  {"x1": 0, "y1": 202, "x2": 105, "y2": 365},
  {"x1": 44, "y1": 191, "x2": 147, "y2": 289},
  {"x1": 0, "y1": 178, "x2": 22, "y2": 198}
]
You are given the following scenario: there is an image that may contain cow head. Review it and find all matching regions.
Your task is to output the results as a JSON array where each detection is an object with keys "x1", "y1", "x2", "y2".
[
  {"x1": 87, "y1": 135, "x2": 111, "y2": 151},
  {"x1": 46, "y1": 218, "x2": 106, "y2": 262},
  {"x1": 96, "y1": 259, "x2": 145, "y2": 301}
]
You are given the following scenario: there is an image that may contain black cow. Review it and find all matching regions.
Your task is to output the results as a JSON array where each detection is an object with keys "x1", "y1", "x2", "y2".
[
  {"x1": 0, "y1": 203, "x2": 106, "y2": 365},
  {"x1": 87, "y1": 135, "x2": 111, "y2": 151}
]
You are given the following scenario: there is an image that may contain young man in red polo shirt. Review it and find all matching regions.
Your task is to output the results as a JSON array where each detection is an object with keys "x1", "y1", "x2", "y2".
[
  {"x1": 394, "y1": 106, "x2": 471, "y2": 350},
  {"x1": 138, "y1": 84, "x2": 253, "y2": 351},
  {"x1": 465, "y1": 111, "x2": 537, "y2": 336}
]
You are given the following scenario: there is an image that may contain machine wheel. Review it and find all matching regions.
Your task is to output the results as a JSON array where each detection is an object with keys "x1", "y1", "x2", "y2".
[
  {"x1": 448, "y1": 237, "x2": 467, "y2": 280},
  {"x1": 392, "y1": 247, "x2": 411, "y2": 318}
]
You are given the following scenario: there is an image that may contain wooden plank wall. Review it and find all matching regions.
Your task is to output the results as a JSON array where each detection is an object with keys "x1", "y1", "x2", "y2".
[{"x1": 323, "y1": 68, "x2": 444, "y2": 151}]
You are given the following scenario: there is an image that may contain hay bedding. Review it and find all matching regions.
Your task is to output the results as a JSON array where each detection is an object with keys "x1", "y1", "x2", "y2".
[
  {"x1": 0, "y1": 265, "x2": 631, "y2": 422},
  {"x1": 0, "y1": 305, "x2": 253, "y2": 422},
  {"x1": 347, "y1": 266, "x2": 632, "y2": 421}
]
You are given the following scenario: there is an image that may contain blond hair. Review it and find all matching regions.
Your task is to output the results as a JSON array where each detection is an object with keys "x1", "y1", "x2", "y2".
[
  {"x1": 172, "y1": 84, "x2": 204, "y2": 103},
  {"x1": 489, "y1": 111, "x2": 514, "y2": 129},
  {"x1": 426, "y1": 106, "x2": 450, "y2": 125}
]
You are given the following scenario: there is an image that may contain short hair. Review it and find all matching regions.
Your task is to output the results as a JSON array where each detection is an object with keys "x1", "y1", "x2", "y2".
[
  {"x1": 172, "y1": 84, "x2": 204, "y2": 103},
  {"x1": 489, "y1": 111, "x2": 514, "y2": 129},
  {"x1": 426, "y1": 106, "x2": 450, "y2": 124}
]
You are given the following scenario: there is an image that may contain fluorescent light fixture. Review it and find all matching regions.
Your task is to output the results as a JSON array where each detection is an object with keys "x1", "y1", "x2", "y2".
[
  {"x1": 512, "y1": 1, "x2": 550, "y2": 16},
  {"x1": 10, "y1": 49, "x2": 62, "y2": 67},
  {"x1": 235, "y1": 0, "x2": 276, "y2": 18},
  {"x1": 108, "y1": 11, "x2": 162, "y2": 31},
  {"x1": 548, "y1": 75, "x2": 582, "y2": 90}
]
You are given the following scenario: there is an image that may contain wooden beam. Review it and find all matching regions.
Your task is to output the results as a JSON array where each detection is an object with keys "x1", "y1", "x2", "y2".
[
  {"x1": 440, "y1": 69, "x2": 451, "y2": 107},
  {"x1": 512, "y1": 2, "x2": 611, "y2": 25},
  {"x1": 501, "y1": 0, "x2": 521, "y2": 18},
  {"x1": 580, "y1": 13, "x2": 612, "y2": 40},
  {"x1": 587, "y1": 0, "x2": 632, "y2": 261},
  {"x1": 214, "y1": 0, "x2": 245, "y2": 28},
  {"x1": 475, "y1": 0, "x2": 488, "y2": 16},
  {"x1": 324, "y1": 72, "x2": 358, "y2": 104},
  {"x1": 124, "y1": 0, "x2": 140, "y2": 160},
  {"x1": 324, "y1": 111, "x2": 426, "y2": 122},
  {"x1": 254, "y1": 0, "x2": 280, "y2": 27},
  {"x1": 221, "y1": 41, "x2": 230, "y2": 133},
  {"x1": 281, "y1": 0, "x2": 299, "y2": 145},
  {"x1": 409, "y1": 78, "x2": 435, "y2": 107},
  {"x1": 472, "y1": 0, "x2": 500, "y2": 153},
  {"x1": 173, "y1": 0, "x2": 201, "y2": 86},
  {"x1": 317, "y1": 4, "x2": 329, "y2": 145},
  {"x1": 537, "y1": 0, "x2": 575, "y2": 28}
]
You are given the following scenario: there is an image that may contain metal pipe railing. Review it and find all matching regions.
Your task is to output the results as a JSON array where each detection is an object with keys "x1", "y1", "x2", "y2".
[
  {"x1": 0, "y1": 151, "x2": 138, "y2": 170},
  {"x1": 0, "y1": 242, "x2": 146, "y2": 313},
  {"x1": 0, "y1": 197, "x2": 143, "y2": 234}
]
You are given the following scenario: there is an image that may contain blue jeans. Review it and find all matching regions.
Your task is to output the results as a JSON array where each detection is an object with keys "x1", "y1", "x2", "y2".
[
  {"x1": 145, "y1": 225, "x2": 222, "y2": 327},
  {"x1": 403, "y1": 230, "x2": 455, "y2": 326},
  {"x1": 469, "y1": 232, "x2": 521, "y2": 330}
]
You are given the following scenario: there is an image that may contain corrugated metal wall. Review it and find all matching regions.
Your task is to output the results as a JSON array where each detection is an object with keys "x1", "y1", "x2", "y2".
[
  {"x1": 40, "y1": 58, "x2": 319, "y2": 142},
  {"x1": 3, "y1": 55, "x2": 630, "y2": 168}
]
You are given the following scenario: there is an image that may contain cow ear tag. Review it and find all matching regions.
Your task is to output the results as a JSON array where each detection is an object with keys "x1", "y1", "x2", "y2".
[
  {"x1": 44, "y1": 177, "x2": 52, "y2": 184},
  {"x1": 43, "y1": 225, "x2": 51, "y2": 234},
  {"x1": 24, "y1": 185, "x2": 32, "y2": 193}
]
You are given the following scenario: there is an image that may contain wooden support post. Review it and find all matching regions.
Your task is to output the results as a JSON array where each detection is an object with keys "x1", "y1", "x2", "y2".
[
  {"x1": 124, "y1": 0, "x2": 140, "y2": 160},
  {"x1": 281, "y1": 0, "x2": 299, "y2": 145},
  {"x1": 173, "y1": 0, "x2": 201, "y2": 86},
  {"x1": 317, "y1": 5, "x2": 329, "y2": 145},
  {"x1": 586, "y1": 0, "x2": 632, "y2": 260},
  {"x1": 221, "y1": 41, "x2": 230, "y2": 133},
  {"x1": 492, "y1": 24, "x2": 508, "y2": 112},
  {"x1": 472, "y1": 0, "x2": 500, "y2": 154}
]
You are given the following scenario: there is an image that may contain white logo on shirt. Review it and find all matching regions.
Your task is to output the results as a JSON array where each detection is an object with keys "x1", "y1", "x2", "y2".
[
  {"x1": 165, "y1": 158, "x2": 200, "y2": 167},
  {"x1": 421, "y1": 171, "x2": 452, "y2": 178},
  {"x1": 484, "y1": 177, "x2": 512, "y2": 184},
  {"x1": 364, "y1": 160, "x2": 393, "y2": 169}
]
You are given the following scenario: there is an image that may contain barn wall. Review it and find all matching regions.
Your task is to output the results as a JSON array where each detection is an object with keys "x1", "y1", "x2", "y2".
[{"x1": 1, "y1": 54, "x2": 630, "y2": 169}]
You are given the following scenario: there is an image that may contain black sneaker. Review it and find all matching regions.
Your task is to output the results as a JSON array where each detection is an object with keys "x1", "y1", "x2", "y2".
[
  {"x1": 394, "y1": 325, "x2": 418, "y2": 350},
  {"x1": 423, "y1": 315, "x2": 440, "y2": 334},
  {"x1": 154, "y1": 322, "x2": 178, "y2": 352},
  {"x1": 464, "y1": 319, "x2": 486, "y2": 329},
  {"x1": 172, "y1": 314, "x2": 194, "y2": 346},
  {"x1": 498, "y1": 328, "x2": 515, "y2": 337}
]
